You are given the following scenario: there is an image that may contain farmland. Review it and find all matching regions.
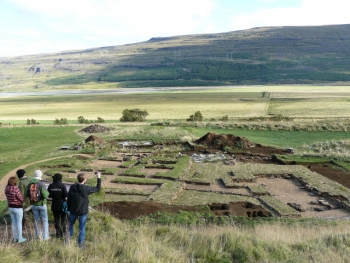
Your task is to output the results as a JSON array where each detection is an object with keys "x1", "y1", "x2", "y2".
[{"x1": 1, "y1": 86, "x2": 350, "y2": 121}]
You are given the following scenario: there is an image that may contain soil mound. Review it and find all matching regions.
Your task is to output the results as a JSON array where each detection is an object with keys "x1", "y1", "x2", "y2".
[
  {"x1": 194, "y1": 132, "x2": 256, "y2": 149},
  {"x1": 85, "y1": 135, "x2": 106, "y2": 144},
  {"x1": 79, "y1": 124, "x2": 110, "y2": 133}
]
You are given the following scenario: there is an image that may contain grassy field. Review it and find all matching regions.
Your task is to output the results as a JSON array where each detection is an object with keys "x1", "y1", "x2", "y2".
[
  {"x1": 2, "y1": 211, "x2": 350, "y2": 262},
  {"x1": 0, "y1": 126, "x2": 83, "y2": 176},
  {"x1": 1, "y1": 124, "x2": 349, "y2": 180},
  {"x1": 0, "y1": 86, "x2": 348, "y2": 188},
  {"x1": 1, "y1": 86, "x2": 350, "y2": 122}
]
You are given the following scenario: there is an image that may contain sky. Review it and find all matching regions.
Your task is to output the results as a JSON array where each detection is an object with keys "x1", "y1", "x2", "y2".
[{"x1": 1, "y1": 0, "x2": 350, "y2": 58}]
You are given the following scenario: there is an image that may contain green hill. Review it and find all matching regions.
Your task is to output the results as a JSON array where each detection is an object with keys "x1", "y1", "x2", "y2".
[{"x1": 2, "y1": 24, "x2": 350, "y2": 91}]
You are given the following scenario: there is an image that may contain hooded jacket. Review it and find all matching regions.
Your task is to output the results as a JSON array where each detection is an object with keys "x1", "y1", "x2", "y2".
[
  {"x1": 67, "y1": 178, "x2": 101, "y2": 216},
  {"x1": 48, "y1": 181, "x2": 68, "y2": 211}
]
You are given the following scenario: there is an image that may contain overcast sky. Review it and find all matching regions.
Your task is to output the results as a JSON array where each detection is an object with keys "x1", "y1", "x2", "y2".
[{"x1": 1, "y1": 0, "x2": 350, "y2": 58}]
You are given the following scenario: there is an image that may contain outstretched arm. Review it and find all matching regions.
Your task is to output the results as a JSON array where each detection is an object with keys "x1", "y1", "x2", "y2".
[{"x1": 86, "y1": 171, "x2": 101, "y2": 194}]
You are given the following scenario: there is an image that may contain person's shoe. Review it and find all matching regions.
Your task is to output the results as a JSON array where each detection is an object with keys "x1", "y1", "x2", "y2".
[
  {"x1": 18, "y1": 238, "x2": 26, "y2": 243},
  {"x1": 13, "y1": 239, "x2": 18, "y2": 243}
]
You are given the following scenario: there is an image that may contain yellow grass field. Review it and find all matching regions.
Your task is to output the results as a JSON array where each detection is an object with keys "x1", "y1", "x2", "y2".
[{"x1": 1, "y1": 85, "x2": 350, "y2": 121}]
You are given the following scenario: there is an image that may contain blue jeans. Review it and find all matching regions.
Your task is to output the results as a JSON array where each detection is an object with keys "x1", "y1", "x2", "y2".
[
  {"x1": 32, "y1": 205, "x2": 49, "y2": 240},
  {"x1": 69, "y1": 213, "x2": 88, "y2": 247},
  {"x1": 9, "y1": 207, "x2": 23, "y2": 241}
]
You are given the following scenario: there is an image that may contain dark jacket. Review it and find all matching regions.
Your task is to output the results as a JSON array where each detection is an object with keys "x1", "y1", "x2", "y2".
[
  {"x1": 48, "y1": 181, "x2": 68, "y2": 212},
  {"x1": 18, "y1": 176, "x2": 31, "y2": 208},
  {"x1": 67, "y1": 178, "x2": 101, "y2": 216}
]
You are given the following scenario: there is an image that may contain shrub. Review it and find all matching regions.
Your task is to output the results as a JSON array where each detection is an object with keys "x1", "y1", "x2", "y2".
[
  {"x1": 96, "y1": 117, "x2": 105, "y2": 123},
  {"x1": 120, "y1": 109, "x2": 149, "y2": 122},
  {"x1": 27, "y1": 119, "x2": 39, "y2": 125},
  {"x1": 78, "y1": 116, "x2": 105, "y2": 124},
  {"x1": 220, "y1": 115, "x2": 229, "y2": 122},
  {"x1": 54, "y1": 118, "x2": 68, "y2": 125},
  {"x1": 187, "y1": 111, "x2": 203, "y2": 122},
  {"x1": 78, "y1": 116, "x2": 87, "y2": 123}
]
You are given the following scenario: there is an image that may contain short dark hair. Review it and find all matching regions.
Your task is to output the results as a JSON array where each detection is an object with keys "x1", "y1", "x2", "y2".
[
  {"x1": 53, "y1": 173, "x2": 63, "y2": 183},
  {"x1": 8, "y1": 176, "x2": 18, "y2": 186},
  {"x1": 16, "y1": 169, "x2": 26, "y2": 179},
  {"x1": 77, "y1": 173, "x2": 86, "y2": 183}
]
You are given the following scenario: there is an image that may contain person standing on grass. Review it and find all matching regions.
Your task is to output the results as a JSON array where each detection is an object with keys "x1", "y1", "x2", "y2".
[
  {"x1": 48, "y1": 173, "x2": 68, "y2": 238},
  {"x1": 4, "y1": 176, "x2": 26, "y2": 243},
  {"x1": 16, "y1": 169, "x2": 32, "y2": 230},
  {"x1": 67, "y1": 171, "x2": 101, "y2": 249},
  {"x1": 26, "y1": 170, "x2": 50, "y2": 240}
]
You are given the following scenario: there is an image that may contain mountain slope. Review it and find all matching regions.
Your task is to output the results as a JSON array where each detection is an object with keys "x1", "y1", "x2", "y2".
[{"x1": 1, "y1": 24, "x2": 350, "y2": 91}]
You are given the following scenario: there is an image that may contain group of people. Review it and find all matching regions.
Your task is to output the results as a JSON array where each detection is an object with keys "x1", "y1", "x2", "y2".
[{"x1": 4, "y1": 168, "x2": 101, "y2": 248}]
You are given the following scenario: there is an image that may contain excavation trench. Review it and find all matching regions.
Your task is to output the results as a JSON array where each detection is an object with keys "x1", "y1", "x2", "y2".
[{"x1": 94, "y1": 201, "x2": 272, "y2": 220}]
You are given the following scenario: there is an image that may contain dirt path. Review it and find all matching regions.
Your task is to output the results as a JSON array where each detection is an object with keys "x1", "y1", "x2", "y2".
[{"x1": 0, "y1": 154, "x2": 92, "y2": 201}]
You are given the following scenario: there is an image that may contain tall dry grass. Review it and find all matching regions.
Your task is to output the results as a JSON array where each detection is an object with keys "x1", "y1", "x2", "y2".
[{"x1": 2, "y1": 210, "x2": 350, "y2": 262}]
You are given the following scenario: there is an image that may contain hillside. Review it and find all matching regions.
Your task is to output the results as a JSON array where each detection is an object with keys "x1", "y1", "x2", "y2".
[{"x1": 1, "y1": 24, "x2": 350, "y2": 91}]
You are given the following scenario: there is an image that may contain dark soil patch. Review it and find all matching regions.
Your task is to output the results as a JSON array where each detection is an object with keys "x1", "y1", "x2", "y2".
[
  {"x1": 194, "y1": 132, "x2": 289, "y2": 155},
  {"x1": 94, "y1": 201, "x2": 272, "y2": 220},
  {"x1": 301, "y1": 163, "x2": 350, "y2": 189},
  {"x1": 210, "y1": 202, "x2": 272, "y2": 217},
  {"x1": 94, "y1": 201, "x2": 207, "y2": 219},
  {"x1": 85, "y1": 135, "x2": 106, "y2": 143},
  {"x1": 195, "y1": 132, "x2": 255, "y2": 148}
]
